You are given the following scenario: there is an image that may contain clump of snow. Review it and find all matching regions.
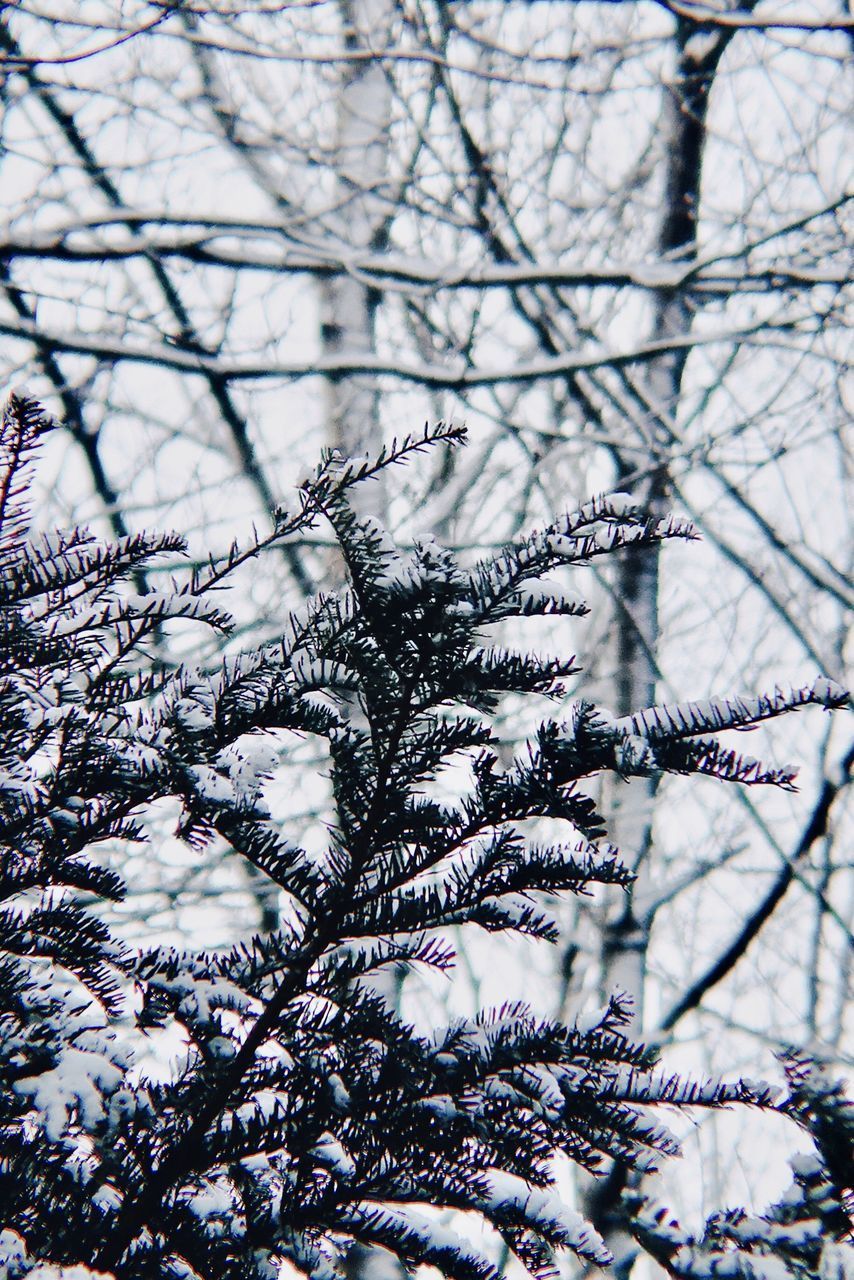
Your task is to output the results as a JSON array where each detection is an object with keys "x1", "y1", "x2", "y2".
[
  {"x1": 374, "y1": 547, "x2": 414, "y2": 590},
  {"x1": 231, "y1": 734, "x2": 279, "y2": 774},
  {"x1": 634, "y1": 1200, "x2": 684, "y2": 1244},
  {"x1": 14, "y1": 1042, "x2": 125, "y2": 1143},
  {"x1": 210, "y1": 739, "x2": 275, "y2": 811},
  {"x1": 512, "y1": 579, "x2": 587, "y2": 613},
  {"x1": 819, "y1": 1243, "x2": 854, "y2": 1280},
  {"x1": 433, "y1": 1052, "x2": 457, "y2": 1071},
  {"x1": 739, "y1": 1255, "x2": 791, "y2": 1280},
  {"x1": 173, "y1": 697, "x2": 214, "y2": 730},
  {"x1": 28, "y1": 1268, "x2": 115, "y2": 1280},
  {"x1": 186, "y1": 764, "x2": 234, "y2": 804},
  {"x1": 185, "y1": 1179, "x2": 237, "y2": 1230},
  {"x1": 250, "y1": 1251, "x2": 280, "y2": 1280},
  {"x1": 738, "y1": 1078, "x2": 780, "y2": 1104},
  {"x1": 480, "y1": 1170, "x2": 611, "y2": 1264},
  {"x1": 616, "y1": 733, "x2": 656, "y2": 773},
  {"x1": 147, "y1": 971, "x2": 253, "y2": 1023},
  {"x1": 601, "y1": 492, "x2": 639, "y2": 516},
  {"x1": 311, "y1": 1133, "x2": 356, "y2": 1180},
  {"x1": 91, "y1": 1183, "x2": 123, "y2": 1213},
  {"x1": 418, "y1": 1094, "x2": 459, "y2": 1120},
  {"x1": 0, "y1": 1229, "x2": 27, "y2": 1278},
  {"x1": 336, "y1": 1203, "x2": 492, "y2": 1280},
  {"x1": 574, "y1": 1003, "x2": 610, "y2": 1035},
  {"x1": 0, "y1": 1240, "x2": 115, "y2": 1280},
  {"x1": 809, "y1": 676, "x2": 847, "y2": 705},
  {"x1": 546, "y1": 534, "x2": 577, "y2": 559},
  {"x1": 164, "y1": 1260, "x2": 201, "y2": 1280},
  {"x1": 519, "y1": 1065, "x2": 564, "y2": 1116}
]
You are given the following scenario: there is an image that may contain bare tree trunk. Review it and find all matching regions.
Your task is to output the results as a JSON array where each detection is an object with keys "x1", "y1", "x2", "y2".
[
  {"x1": 322, "y1": 20, "x2": 406, "y2": 1279},
  {"x1": 604, "y1": 17, "x2": 737, "y2": 1019},
  {"x1": 322, "y1": 0, "x2": 392, "y2": 465},
  {"x1": 587, "y1": 21, "x2": 738, "y2": 1269}
]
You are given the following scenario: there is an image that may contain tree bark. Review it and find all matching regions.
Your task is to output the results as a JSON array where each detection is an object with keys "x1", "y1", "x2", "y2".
[
  {"x1": 321, "y1": 0, "x2": 393, "y2": 466},
  {"x1": 587, "y1": 20, "x2": 739, "y2": 1268}
]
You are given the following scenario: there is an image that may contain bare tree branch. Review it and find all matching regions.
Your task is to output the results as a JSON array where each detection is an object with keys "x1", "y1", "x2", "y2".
[{"x1": 660, "y1": 741, "x2": 854, "y2": 1033}]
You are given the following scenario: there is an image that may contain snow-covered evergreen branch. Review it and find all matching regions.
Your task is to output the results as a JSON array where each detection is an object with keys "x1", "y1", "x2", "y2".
[{"x1": 0, "y1": 398, "x2": 848, "y2": 1280}]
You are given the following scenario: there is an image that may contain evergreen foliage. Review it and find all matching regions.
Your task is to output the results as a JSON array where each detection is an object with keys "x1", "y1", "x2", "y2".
[
  {"x1": 0, "y1": 395, "x2": 848, "y2": 1280},
  {"x1": 627, "y1": 1053, "x2": 853, "y2": 1279}
]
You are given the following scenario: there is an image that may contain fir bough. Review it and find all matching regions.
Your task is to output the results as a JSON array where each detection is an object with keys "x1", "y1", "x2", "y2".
[
  {"x1": 626, "y1": 1053, "x2": 853, "y2": 1279},
  {"x1": 0, "y1": 396, "x2": 848, "y2": 1280}
]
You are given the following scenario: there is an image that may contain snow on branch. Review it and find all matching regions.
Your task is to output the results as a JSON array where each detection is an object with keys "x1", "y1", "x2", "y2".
[
  {"x1": 615, "y1": 679, "x2": 849, "y2": 743},
  {"x1": 1, "y1": 401, "x2": 848, "y2": 1280}
]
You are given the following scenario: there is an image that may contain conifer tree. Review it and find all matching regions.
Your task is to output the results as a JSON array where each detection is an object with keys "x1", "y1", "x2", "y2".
[{"x1": 0, "y1": 395, "x2": 848, "y2": 1280}]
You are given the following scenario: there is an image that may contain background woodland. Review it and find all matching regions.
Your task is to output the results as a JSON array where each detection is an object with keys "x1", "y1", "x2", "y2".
[{"x1": 0, "y1": 1, "x2": 851, "y2": 1268}]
